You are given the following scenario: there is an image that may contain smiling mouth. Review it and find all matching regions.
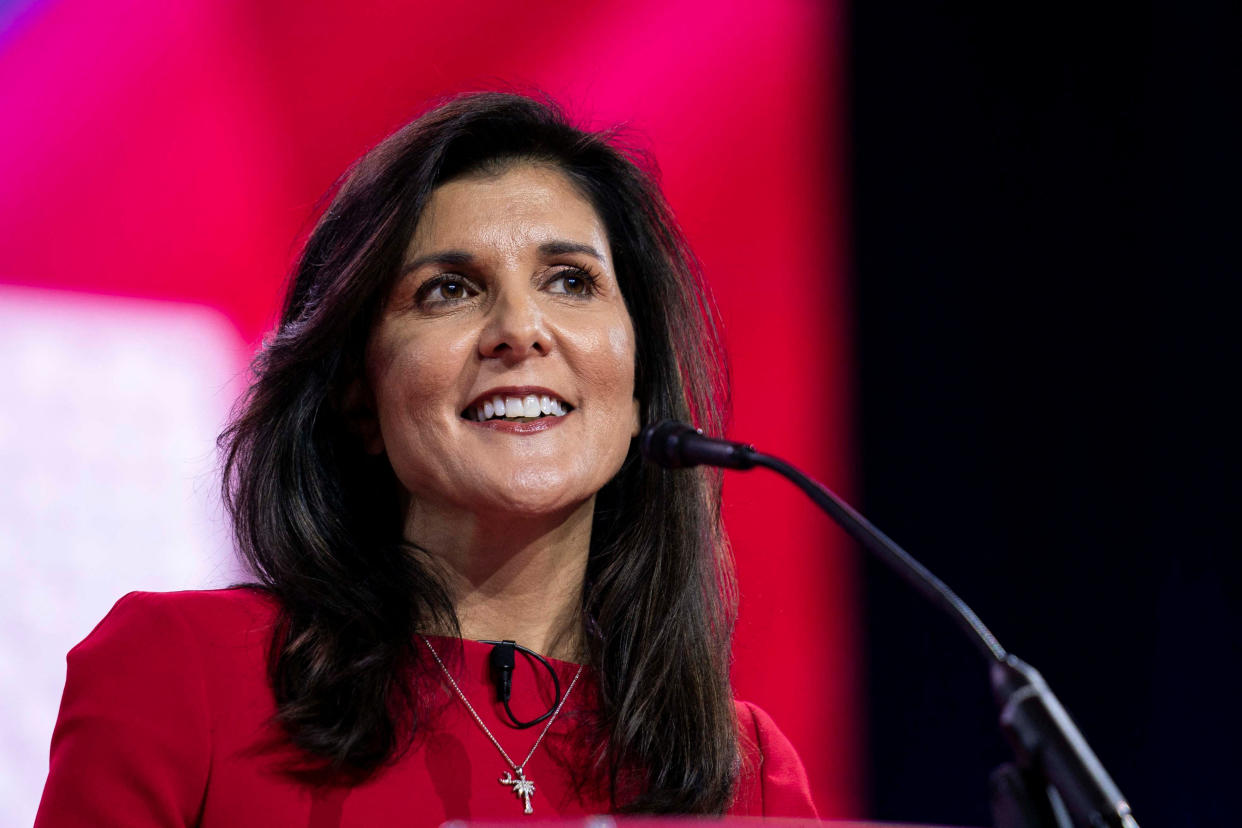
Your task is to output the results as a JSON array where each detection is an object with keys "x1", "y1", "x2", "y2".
[{"x1": 462, "y1": 393, "x2": 574, "y2": 423}]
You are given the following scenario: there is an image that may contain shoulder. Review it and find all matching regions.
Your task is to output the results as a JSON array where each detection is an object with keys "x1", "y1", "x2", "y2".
[
  {"x1": 59, "y1": 587, "x2": 280, "y2": 718},
  {"x1": 36, "y1": 588, "x2": 282, "y2": 826},
  {"x1": 58, "y1": 587, "x2": 280, "y2": 730},
  {"x1": 74, "y1": 587, "x2": 278, "y2": 660},
  {"x1": 730, "y1": 700, "x2": 819, "y2": 819},
  {"x1": 36, "y1": 589, "x2": 276, "y2": 825},
  {"x1": 88, "y1": 586, "x2": 278, "y2": 633},
  {"x1": 59, "y1": 587, "x2": 280, "y2": 740}
]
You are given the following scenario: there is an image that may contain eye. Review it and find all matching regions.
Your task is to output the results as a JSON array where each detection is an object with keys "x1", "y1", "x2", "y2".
[
  {"x1": 434, "y1": 281, "x2": 468, "y2": 300},
  {"x1": 546, "y1": 267, "x2": 598, "y2": 297},
  {"x1": 415, "y1": 274, "x2": 478, "y2": 307}
]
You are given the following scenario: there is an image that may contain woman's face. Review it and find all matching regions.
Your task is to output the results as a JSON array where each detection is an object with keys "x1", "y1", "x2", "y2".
[{"x1": 363, "y1": 163, "x2": 640, "y2": 523}]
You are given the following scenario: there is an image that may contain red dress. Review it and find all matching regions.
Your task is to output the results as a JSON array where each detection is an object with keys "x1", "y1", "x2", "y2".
[{"x1": 35, "y1": 589, "x2": 818, "y2": 826}]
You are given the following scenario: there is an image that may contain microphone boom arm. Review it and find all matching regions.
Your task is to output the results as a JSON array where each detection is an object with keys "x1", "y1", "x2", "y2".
[
  {"x1": 750, "y1": 451, "x2": 1006, "y2": 664},
  {"x1": 747, "y1": 450, "x2": 1137, "y2": 828},
  {"x1": 640, "y1": 422, "x2": 1137, "y2": 828}
]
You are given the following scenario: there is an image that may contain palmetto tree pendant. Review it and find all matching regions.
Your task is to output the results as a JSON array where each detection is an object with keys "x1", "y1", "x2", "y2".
[{"x1": 499, "y1": 768, "x2": 536, "y2": 814}]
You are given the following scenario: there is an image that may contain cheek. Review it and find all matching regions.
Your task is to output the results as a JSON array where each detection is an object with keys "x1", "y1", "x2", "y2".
[
  {"x1": 558, "y1": 310, "x2": 636, "y2": 387},
  {"x1": 593, "y1": 319, "x2": 639, "y2": 440},
  {"x1": 607, "y1": 323, "x2": 636, "y2": 371},
  {"x1": 368, "y1": 329, "x2": 468, "y2": 434},
  {"x1": 612, "y1": 321, "x2": 639, "y2": 431},
  {"x1": 601, "y1": 307, "x2": 637, "y2": 376}
]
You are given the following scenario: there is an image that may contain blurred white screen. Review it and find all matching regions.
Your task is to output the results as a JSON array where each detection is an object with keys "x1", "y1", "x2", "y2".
[{"x1": 0, "y1": 286, "x2": 249, "y2": 825}]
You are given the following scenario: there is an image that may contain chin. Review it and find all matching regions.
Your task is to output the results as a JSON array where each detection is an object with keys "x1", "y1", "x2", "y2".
[{"x1": 472, "y1": 468, "x2": 604, "y2": 519}]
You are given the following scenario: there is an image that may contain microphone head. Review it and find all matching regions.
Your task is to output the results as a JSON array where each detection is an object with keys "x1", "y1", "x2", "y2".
[{"x1": 639, "y1": 420, "x2": 700, "y2": 468}]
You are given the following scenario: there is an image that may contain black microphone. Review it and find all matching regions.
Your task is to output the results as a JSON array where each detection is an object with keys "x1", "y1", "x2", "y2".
[
  {"x1": 638, "y1": 419, "x2": 1138, "y2": 828},
  {"x1": 488, "y1": 640, "x2": 515, "y2": 702},
  {"x1": 639, "y1": 420, "x2": 758, "y2": 470},
  {"x1": 482, "y1": 639, "x2": 562, "y2": 729}
]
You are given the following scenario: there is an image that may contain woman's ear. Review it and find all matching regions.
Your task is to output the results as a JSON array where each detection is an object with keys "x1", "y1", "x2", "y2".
[
  {"x1": 630, "y1": 397, "x2": 641, "y2": 438},
  {"x1": 342, "y1": 378, "x2": 385, "y2": 455}
]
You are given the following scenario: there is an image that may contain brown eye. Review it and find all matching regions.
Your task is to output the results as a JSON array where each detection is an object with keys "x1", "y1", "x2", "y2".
[
  {"x1": 548, "y1": 268, "x2": 597, "y2": 297},
  {"x1": 415, "y1": 275, "x2": 478, "y2": 307}
]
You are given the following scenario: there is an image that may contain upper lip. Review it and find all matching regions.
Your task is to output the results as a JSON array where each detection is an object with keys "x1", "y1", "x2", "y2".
[{"x1": 463, "y1": 386, "x2": 571, "y2": 411}]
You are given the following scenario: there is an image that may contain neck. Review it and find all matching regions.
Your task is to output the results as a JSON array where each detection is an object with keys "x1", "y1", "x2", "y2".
[{"x1": 406, "y1": 497, "x2": 594, "y2": 661}]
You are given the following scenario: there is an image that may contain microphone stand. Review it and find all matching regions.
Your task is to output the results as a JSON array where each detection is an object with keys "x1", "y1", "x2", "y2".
[{"x1": 644, "y1": 425, "x2": 1137, "y2": 828}]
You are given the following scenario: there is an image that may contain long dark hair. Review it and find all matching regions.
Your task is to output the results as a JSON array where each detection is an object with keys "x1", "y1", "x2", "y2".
[{"x1": 220, "y1": 92, "x2": 736, "y2": 813}]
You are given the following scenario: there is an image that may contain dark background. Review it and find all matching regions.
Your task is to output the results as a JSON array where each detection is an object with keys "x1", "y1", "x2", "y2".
[{"x1": 851, "y1": 2, "x2": 1239, "y2": 825}]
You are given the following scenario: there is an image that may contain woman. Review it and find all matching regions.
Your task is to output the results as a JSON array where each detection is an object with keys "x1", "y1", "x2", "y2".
[{"x1": 36, "y1": 92, "x2": 817, "y2": 825}]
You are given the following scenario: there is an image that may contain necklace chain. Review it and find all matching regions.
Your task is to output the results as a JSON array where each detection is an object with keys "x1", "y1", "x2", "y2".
[{"x1": 420, "y1": 636, "x2": 584, "y2": 772}]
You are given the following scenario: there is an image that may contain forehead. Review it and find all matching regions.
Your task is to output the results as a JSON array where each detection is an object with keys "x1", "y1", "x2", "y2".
[{"x1": 406, "y1": 164, "x2": 611, "y2": 262}]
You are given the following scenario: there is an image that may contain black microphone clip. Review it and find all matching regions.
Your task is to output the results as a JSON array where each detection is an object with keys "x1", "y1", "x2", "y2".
[
  {"x1": 483, "y1": 638, "x2": 562, "y2": 729},
  {"x1": 488, "y1": 639, "x2": 516, "y2": 703}
]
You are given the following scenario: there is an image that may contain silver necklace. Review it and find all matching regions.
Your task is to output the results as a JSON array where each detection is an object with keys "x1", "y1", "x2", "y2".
[{"x1": 420, "y1": 636, "x2": 584, "y2": 815}]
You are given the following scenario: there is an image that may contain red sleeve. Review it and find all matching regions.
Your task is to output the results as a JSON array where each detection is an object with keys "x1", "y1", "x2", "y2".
[
  {"x1": 35, "y1": 592, "x2": 212, "y2": 827},
  {"x1": 731, "y1": 700, "x2": 819, "y2": 819}
]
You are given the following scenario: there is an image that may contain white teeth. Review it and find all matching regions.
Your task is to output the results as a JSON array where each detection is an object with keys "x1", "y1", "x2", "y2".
[{"x1": 467, "y1": 393, "x2": 571, "y2": 421}]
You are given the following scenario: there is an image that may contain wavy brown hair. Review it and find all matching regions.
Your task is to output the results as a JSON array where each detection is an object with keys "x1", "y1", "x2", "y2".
[{"x1": 220, "y1": 92, "x2": 736, "y2": 813}]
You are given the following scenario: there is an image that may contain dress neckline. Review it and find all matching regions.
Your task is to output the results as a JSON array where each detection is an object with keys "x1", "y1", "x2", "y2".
[
  {"x1": 416, "y1": 634, "x2": 596, "y2": 740},
  {"x1": 419, "y1": 634, "x2": 586, "y2": 670}
]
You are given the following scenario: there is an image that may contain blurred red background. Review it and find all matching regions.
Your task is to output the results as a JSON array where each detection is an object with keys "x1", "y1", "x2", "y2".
[{"x1": 0, "y1": 0, "x2": 856, "y2": 819}]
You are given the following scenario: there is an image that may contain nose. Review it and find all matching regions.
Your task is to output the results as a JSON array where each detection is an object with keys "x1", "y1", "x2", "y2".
[{"x1": 478, "y1": 290, "x2": 551, "y2": 362}]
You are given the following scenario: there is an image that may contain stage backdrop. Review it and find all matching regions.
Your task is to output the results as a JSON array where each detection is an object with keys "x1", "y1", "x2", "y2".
[{"x1": 0, "y1": 2, "x2": 855, "y2": 824}]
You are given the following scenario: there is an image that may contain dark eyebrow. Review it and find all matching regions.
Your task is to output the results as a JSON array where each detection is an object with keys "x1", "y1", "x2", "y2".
[
  {"x1": 400, "y1": 250, "x2": 475, "y2": 276},
  {"x1": 400, "y1": 241, "x2": 605, "y2": 277},
  {"x1": 539, "y1": 240, "x2": 605, "y2": 261}
]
